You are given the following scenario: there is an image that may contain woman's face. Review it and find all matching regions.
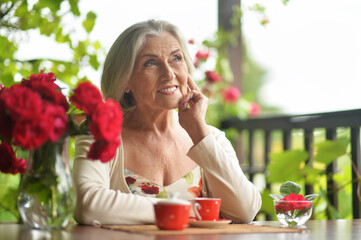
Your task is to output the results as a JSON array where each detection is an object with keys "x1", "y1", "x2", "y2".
[{"x1": 126, "y1": 32, "x2": 189, "y2": 112}]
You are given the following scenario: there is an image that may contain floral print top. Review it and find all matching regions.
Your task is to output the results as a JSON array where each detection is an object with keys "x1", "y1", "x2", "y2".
[{"x1": 124, "y1": 166, "x2": 202, "y2": 200}]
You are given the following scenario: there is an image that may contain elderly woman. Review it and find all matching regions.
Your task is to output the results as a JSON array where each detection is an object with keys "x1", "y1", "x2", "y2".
[{"x1": 73, "y1": 19, "x2": 261, "y2": 225}]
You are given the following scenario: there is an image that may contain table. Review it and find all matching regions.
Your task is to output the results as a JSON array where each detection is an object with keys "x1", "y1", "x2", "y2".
[{"x1": 1, "y1": 220, "x2": 360, "y2": 240}]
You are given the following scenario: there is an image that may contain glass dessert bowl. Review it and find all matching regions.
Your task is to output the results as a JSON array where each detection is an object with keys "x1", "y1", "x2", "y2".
[{"x1": 274, "y1": 200, "x2": 313, "y2": 227}]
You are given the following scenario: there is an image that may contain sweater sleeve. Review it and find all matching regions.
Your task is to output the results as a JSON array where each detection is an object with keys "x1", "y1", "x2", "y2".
[
  {"x1": 187, "y1": 126, "x2": 262, "y2": 223},
  {"x1": 72, "y1": 135, "x2": 156, "y2": 225}
]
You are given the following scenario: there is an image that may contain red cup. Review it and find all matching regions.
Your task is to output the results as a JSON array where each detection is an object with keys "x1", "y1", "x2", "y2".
[
  {"x1": 154, "y1": 204, "x2": 191, "y2": 230},
  {"x1": 193, "y1": 198, "x2": 221, "y2": 221}
]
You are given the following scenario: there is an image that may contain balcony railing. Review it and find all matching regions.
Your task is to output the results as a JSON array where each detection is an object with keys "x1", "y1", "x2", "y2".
[{"x1": 221, "y1": 108, "x2": 361, "y2": 219}]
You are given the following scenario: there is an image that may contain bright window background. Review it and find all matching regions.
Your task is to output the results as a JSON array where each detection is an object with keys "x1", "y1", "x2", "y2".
[
  {"x1": 243, "y1": 0, "x2": 361, "y2": 114},
  {"x1": 17, "y1": 0, "x2": 361, "y2": 115}
]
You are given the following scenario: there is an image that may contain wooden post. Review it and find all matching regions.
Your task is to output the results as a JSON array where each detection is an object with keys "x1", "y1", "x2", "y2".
[{"x1": 218, "y1": 0, "x2": 242, "y2": 91}]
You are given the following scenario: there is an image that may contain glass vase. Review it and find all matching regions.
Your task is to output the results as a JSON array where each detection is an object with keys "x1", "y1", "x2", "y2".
[{"x1": 17, "y1": 138, "x2": 76, "y2": 230}]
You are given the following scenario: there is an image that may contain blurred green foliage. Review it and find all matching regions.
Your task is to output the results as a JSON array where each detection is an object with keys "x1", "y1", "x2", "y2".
[
  {"x1": 196, "y1": 6, "x2": 264, "y2": 122},
  {"x1": 0, "y1": 0, "x2": 103, "y2": 88},
  {"x1": 261, "y1": 135, "x2": 359, "y2": 220}
]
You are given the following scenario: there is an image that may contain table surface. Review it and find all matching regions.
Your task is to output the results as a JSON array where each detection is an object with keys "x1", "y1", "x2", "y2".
[{"x1": 1, "y1": 219, "x2": 361, "y2": 240}]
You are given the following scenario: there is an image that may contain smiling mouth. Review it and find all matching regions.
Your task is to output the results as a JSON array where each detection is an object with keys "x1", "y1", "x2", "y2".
[{"x1": 157, "y1": 86, "x2": 177, "y2": 93}]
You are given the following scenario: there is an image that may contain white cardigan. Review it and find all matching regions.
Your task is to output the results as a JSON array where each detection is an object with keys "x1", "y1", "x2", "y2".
[{"x1": 72, "y1": 126, "x2": 261, "y2": 225}]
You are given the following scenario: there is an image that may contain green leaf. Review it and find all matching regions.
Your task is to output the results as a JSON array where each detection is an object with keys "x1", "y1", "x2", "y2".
[
  {"x1": 249, "y1": 4, "x2": 266, "y2": 13},
  {"x1": 55, "y1": 29, "x2": 71, "y2": 43},
  {"x1": 89, "y1": 54, "x2": 99, "y2": 70},
  {"x1": 93, "y1": 41, "x2": 102, "y2": 50},
  {"x1": 280, "y1": 181, "x2": 301, "y2": 196},
  {"x1": 268, "y1": 150, "x2": 308, "y2": 182},
  {"x1": 74, "y1": 41, "x2": 87, "y2": 59},
  {"x1": 39, "y1": 18, "x2": 60, "y2": 36},
  {"x1": 219, "y1": 58, "x2": 233, "y2": 83},
  {"x1": 0, "y1": 174, "x2": 20, "y2": 222},
  {"x1": 37, "y1": 0, "x2": 62, "y2": 14},
  {"x1": 14, "y1": 1, "x2": 29, "y2": 17},
  {"x1": 269, "y1": 194, "x2": 283, "y2": 201},
  {"x1": 260, "y1": 189, "x2": 277, "y2": 218},
  {"x1": 313, "y1": 138, "x2": 348, "y2": 166},
  {"x1": 304, "y1": 194, "x2": 319, "y2": 201},
  {"x1": 302, "y1": 165, "x2": 323, "y2": 185},
  {"x1": 0, "y1": 37, "x2": 17, "y2": 61},
  {"x1": 69, "y1": 0, "x2": 81, "y2": 16},
  {"x1": 82, "y1": 11, "x2": 97, "y2": 33}
]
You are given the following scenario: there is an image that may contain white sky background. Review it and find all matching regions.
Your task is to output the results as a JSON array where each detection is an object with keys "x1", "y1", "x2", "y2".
[
  {"x1": 243, "y1": 0, "x2": 361, "y2": 114},
  {"x1": 17, "y1": 0, "x2": 361, "y2": 115}
]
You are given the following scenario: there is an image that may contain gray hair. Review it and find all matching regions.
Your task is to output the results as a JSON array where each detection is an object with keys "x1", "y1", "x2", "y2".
[{"x1": 101, "y1": 19, "x2": 194, "y2": 112}]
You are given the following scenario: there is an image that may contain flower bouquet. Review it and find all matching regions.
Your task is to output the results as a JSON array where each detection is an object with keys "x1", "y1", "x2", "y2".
[
  {"x1": 0, "y1": 71, "x2": 123, "y2": 229},
  {"x1": 269, "y1": 181, "x2": 318, "y2": 227}
]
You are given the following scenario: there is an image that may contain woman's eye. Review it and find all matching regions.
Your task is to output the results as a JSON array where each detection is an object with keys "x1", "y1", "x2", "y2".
[
  {"x1": 144, "y1": 60, "x2": 157, "y2": 67},
  {"x1": 173, "y1": 55, "x2": 182, "y2": 62}
]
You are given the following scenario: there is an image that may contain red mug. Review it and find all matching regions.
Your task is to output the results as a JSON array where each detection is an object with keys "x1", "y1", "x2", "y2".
[
  {"x1": 153, "y1": 197, "x2": 191, "y2": 230},
  {"x1": 154, "y1": 204, "x2": 191, "y2": 230},
  {"x1": 193, "y1": 198, "x2": 221, "y2": 221}
]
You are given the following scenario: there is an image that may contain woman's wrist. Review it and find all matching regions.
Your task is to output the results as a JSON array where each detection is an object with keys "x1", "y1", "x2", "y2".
[{"x1": 187, "y1": 121, "x2": 210, "y2": 145}]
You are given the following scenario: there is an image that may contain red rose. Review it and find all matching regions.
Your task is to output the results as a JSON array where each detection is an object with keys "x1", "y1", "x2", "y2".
[
  {"x1": 43, "y1": 104, "x2": 68, "y2": 142},
  {"x1": 249, "y1": 102, "x2": 261, "y2": 117},
  {"x1": 87, "y1": 139, "x2": 120, "y2": 163},
  {"x1": 12, "y1": 117, "x2": 50, "y2": 149},
  {"x1": 0, "y1": 142, "x2": 13, "y2": 173},
  {"x1": 70, "y1": 82, "x2": 103, "y2": 115},
  {"x1": 29, "y1": 70, "x2": 56, "y2": 83},
  {"x1": 195, "y1": 50, "x2": 209, "y2": 60},
  {"x1": 53, "y1": 91, "x2": 70, "y2": 111},
  {"x1": 0, "y1": 95, "x2": 14, "y2": 140},
  {"x1": 222, "y1": 87, "x2": 241, "y2": 103},
  {"x1": 21, "y1": 72, "x2": 69, "y2": 111},
  {"x1": 90, "y1": 99, "x2": 123, "y2": 141},
  {"x1": 0, "y1": 142, "x2": 27, "y2": 175},
  {"x1": 193, "y1": 50, "x2": 210, "y2": 67},
  {"x1": 141, "y1": 185, "x2": 160, "y2": 194},
  {"x1": 3, "y1": 84, "x2": 43, "y2": 120},
  {"x1": 205, "y1": 71, "x2": 222, "y2": 83},
  {"x1": 11, "y1": 156, "x2": 27, "y2": 175},
  {"x1": 125, "y1": 176, "x2": 136, "y2": 185}
]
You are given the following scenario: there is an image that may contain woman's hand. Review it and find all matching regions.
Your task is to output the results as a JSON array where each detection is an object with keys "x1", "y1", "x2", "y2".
[{"x1": 178, "y1": 75, "x2": 210, "y2": 145}]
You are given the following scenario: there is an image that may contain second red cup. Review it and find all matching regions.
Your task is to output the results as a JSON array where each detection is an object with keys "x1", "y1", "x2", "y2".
[{"x1": 193, "y1": 198, "x2": 221, "y2": 221}]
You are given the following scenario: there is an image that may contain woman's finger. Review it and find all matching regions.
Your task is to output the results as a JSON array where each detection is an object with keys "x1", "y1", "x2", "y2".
[
  {"x1": 179, "y1": 90, "x2": 202, "y2": 111},
  {"x1": 179, "y1": 91, "x2": 193, "y2": 110},
  {"x1": 187, "y1": 74, "x2": 200, "y2": 91}
]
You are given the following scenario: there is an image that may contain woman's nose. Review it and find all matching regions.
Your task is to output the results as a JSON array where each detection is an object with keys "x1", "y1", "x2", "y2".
[{"x1": 160, "y1": 63, "x2": 175, "y2": 81}]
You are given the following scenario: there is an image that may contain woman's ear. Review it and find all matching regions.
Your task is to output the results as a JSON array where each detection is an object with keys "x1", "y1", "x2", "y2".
[{"x1": 125, "y1": 87, "x2": 130, "y2": 93}]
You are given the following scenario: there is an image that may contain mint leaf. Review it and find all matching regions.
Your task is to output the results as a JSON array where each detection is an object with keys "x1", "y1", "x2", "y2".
[
  {"x1": 304, "y1": 194, "x2": 319, "y2": 201},
  {"x1": 269, "y1": 194, "x2": 283, "y2": 201},
  {"x1": 280, "y1": 181, "x2": 301, "y2": 196}
]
